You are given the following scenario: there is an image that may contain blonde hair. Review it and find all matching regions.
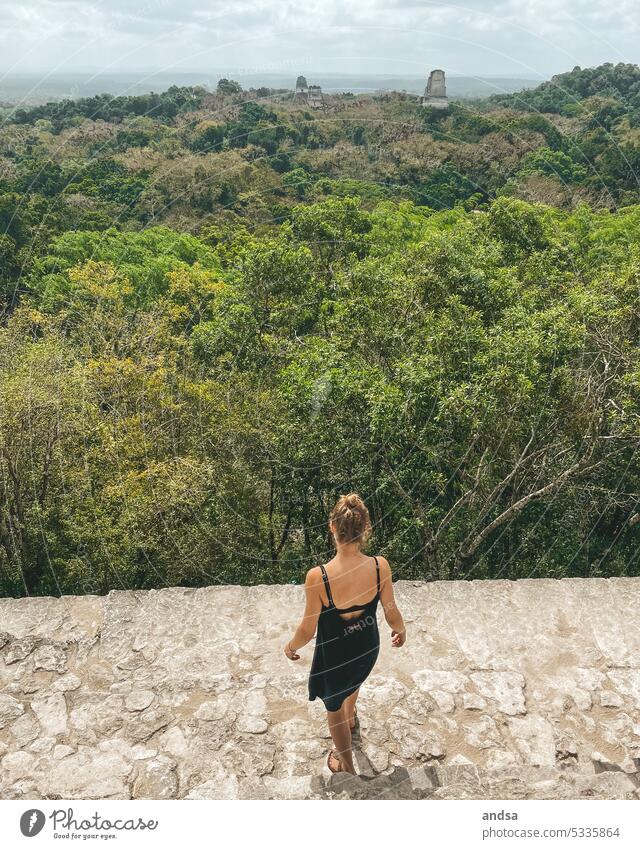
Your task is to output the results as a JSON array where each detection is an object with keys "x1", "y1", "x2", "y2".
[{"x1": 329, "y1": 493, "x2": 372, "y2": 545}]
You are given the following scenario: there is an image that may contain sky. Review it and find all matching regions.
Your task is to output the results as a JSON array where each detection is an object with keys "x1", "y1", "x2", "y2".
[{"x1": 0, "y1": 0, "x2": 638, "y2": 79}]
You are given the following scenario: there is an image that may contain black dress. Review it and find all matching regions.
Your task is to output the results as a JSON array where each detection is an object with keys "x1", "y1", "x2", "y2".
[{"x1": 308, "y1": 556, "x2": 381, "y2": 712}]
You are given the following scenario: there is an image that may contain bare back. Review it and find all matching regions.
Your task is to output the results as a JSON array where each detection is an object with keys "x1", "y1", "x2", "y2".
[{"x1": 317, "y1": 555, "x2": 380, "y2": 621}]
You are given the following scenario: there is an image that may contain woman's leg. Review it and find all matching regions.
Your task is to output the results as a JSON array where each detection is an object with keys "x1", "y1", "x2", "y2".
[
  {"x1": 327, "y1": 704, "x2": 355, "y2": 774},
  {"x1": 343, "y1": 687, "x2": 360, "y2": 729}
]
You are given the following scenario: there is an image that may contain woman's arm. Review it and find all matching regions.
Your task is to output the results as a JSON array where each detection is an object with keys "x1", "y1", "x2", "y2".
[
  {"x1": 283, "y1": 567, "x2": 323, "y2": 661},
  {"x1": 378, "y1": 556, "x2": 407, "y2": 647}
]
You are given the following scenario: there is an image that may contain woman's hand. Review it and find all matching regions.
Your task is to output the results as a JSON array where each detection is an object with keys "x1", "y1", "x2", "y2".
[
  {"x1": 284, "y1": 642, "x2": 300, "y2": 661},
  {"x1": 391, "y1": 629, "x2": 406, "y2": 648}
]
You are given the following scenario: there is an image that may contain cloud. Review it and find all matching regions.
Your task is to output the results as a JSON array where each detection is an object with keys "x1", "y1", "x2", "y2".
[{"x1": 0, "y1": 0, "x2": 637, "y2": 76}]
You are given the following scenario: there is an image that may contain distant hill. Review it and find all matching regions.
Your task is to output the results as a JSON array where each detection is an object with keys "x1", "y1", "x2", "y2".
[{"x1": 0, "y1": 71, "x2": 541, "y2": 107}]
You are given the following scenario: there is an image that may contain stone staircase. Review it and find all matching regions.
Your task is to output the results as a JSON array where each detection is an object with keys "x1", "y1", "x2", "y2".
[{"x1": 183, "y1": 721, "x2": 640, "y2": 801}]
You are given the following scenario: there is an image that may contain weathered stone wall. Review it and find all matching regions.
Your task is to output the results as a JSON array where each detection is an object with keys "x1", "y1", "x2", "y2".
[
  {"x1": 1, "y1": 578, "x2": 639, "y2": 800},
  {"x1": 426, "y1": 69, "x2": 447, "y2": 98},
  {"x1": 423, "y1": 68, "x2": 448, "y2": 108}
]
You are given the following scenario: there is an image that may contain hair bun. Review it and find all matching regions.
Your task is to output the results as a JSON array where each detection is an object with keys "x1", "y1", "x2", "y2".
[{"x1": 329, "y1": 492, "x2": 371, "y2": 545}]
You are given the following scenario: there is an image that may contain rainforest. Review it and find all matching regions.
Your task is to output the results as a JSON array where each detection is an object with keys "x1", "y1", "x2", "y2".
[{"x1": 0, "y1": 62, "x2": 638, "y2": 595}]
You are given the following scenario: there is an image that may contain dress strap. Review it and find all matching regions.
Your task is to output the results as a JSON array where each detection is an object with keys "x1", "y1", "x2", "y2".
[
  {"x1": 319, "y1": 564, "x2": 334, "y2": 607},
  {"x1": 374, "y1": 556, "x2": 380, "y2": 594}
]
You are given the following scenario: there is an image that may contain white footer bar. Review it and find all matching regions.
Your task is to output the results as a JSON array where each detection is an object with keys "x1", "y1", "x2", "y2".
[{"x1": 0, "y1": 799, "x2": 637, "y2": 848}]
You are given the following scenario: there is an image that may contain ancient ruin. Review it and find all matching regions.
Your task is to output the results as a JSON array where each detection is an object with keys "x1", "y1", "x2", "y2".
[
  {"x1": 422, "y1": 69, "x2": 449, "y2": 109},
  {"x1": 1, "y1": 577, "x2": 639, "y2": 800},
  {"x1": 294, "y1": 75, "x2": 325, "y2": 109}
]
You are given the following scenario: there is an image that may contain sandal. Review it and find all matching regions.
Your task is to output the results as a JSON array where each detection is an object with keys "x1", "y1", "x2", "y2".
[{"x1": 327, "y1": 747, "x2": 344, "y2": 773}]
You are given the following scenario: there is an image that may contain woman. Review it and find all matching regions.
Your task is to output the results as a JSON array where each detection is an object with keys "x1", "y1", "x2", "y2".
[{"x1": 284, "y1": 493, "x2": 407, "y2": 775}]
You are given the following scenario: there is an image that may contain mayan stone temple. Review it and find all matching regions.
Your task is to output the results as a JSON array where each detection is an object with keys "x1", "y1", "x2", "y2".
[
  {"x1": 294, "y1": 75, "x2": 325, "y2": 109},
  {"x1": 422, "y1": 69, "x2": 449, "y2": 108}
]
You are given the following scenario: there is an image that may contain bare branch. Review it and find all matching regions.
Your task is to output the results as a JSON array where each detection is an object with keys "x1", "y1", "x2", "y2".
[
  {"x1": 380, "y1": 452, "x2": 435, "y2": 545},
  {"x1": 458, "y1": 454, "x2": 599, "y2": 562}
]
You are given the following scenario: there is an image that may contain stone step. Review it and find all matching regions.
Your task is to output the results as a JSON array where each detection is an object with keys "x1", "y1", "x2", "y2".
[
  {"x1": 243, "y1": 759, "x2": 640, "y2": 801},
  {"x1": 210, "y1": 735, "x2": 640, "y2": 801}
]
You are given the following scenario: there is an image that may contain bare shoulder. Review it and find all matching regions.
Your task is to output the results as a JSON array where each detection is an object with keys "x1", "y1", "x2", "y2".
[
  {"x1": 375, "y1": 555, "x2": 392, "y2": 579},
  {"x1": 304, "y1": 566, "x2": 324, "y2": 587}
]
